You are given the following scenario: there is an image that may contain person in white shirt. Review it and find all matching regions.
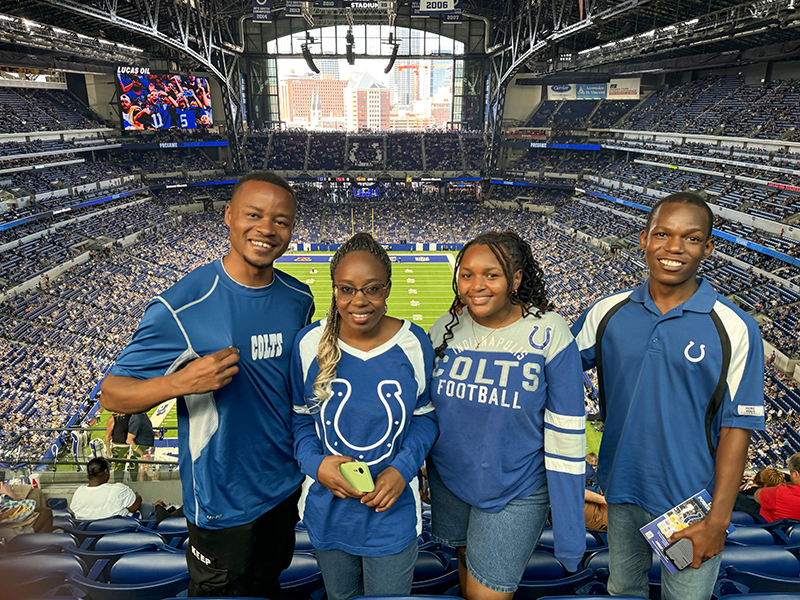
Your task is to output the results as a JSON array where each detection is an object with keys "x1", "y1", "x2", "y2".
[{"x1": 70, "y1": 457, "x2": 150, "y2": 520}]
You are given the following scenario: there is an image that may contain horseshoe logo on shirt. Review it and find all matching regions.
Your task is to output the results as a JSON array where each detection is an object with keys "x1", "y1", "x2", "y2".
[
  {"x1": 529, "y1": 326, "x2": 553, "y2": 350},
  {"x1": 684, "y1": 341, "x2": 706, "y2": 363}
]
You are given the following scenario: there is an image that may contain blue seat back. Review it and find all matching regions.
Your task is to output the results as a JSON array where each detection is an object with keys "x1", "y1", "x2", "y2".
[
  {"x1": 47, "y1": 497, "x2": 69, "y2": 510},
  {"x1": 295, "y1": 528, "x2": 314, "y2": 552},
  {"x1": 84, "y1": 516, "x2": 141, "y2": 532},
  {"x1": 279, "y1": 552, "x2": 322, "y2": 585},
  {"x1": 156, "y1": 517, "x2": 189, "y2": 533},
  {"x1": 726, "y1": 526, "x2": 779, "y2": 546},
  {"x1": 93, "y1": 531, "x2": 166, "y2": 551},
  {"x1": 538, "y1": 528, "x2": 604, "y2": 549},
  {"x1": 108, "y1": 551, "x2": 188, "y2": 584},
  {"x1": 6, "y1": 532, "x2": 79, "y2": 553},
  {"x1": 731, "y1": 511, "x2": 758, "y2": 525},
  {"x1": 521, "y1": 551, "x2": 566, "y2": 581},
  {"x1": 414, "y1": 551, "x2": 448, "y2": 580},
  {"x1": 719, "y1": 546, "x2": 800, "y2": 577},
  {"x1": 0, "y1": 552, "x2": 86, "y2": 583}
]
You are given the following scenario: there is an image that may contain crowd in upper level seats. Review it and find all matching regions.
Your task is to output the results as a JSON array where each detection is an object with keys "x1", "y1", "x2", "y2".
[
  {"x1": 252, "y1": 129, "x2": 482, "y2": 173},
  {"x1": 0, "y1": 88, "x2": 106, "y2": 133}
]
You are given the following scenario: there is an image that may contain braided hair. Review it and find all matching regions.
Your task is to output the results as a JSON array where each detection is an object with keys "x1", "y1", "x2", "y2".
[
  {"x1": 312, "y1": 232, "x2": 393, "y2": 404},
  {"x1": 435, "y1": 231, "x2": 552, "y2": 359}
]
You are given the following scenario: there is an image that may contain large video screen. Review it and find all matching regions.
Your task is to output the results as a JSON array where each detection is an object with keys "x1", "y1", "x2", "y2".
[{"x1": 117, "y1": 73, "x2": 213, "y2": 131}]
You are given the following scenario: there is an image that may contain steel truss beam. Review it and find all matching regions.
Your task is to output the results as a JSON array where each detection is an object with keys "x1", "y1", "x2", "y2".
[{"x1": 41, "y1": 0, "x2": 246, "y2": 170}]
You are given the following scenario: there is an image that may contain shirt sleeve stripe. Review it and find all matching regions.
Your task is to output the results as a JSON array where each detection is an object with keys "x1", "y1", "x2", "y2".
[
  {"x1": 293, "y1": 405, "x2": 313, "y2": 415},
  {"x1": 713, "y1": 300, "x2": 750, "y2": 402},
  {"x1": 413, "y1": 402, "x2": 435, "y2": 415},
  {"x1": 574, "y1": 290, "x2": 634, "y2": 352},
  {"x1": 545, "y1": 456, "x2": 586, "y2": 475},
  {"x1": 545, "y1": 409, "x2": 585, "y2": 431},
  {"x1": 545, "y1": 428, "x2": 586, "y2": 459}
]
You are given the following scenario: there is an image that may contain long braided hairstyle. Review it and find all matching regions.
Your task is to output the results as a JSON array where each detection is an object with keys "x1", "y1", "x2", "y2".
[
  {"x1": 435, "y1": 231, "x2": 552, "y2": 359},
  {"x1": 312, "y1": 232, "x2": 393, "y2": 404}
]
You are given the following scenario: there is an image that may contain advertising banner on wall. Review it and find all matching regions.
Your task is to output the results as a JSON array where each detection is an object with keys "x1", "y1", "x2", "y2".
[
  {"x1": 607, "y1": 78, "x2": 640, "y2": 99},
  {"x1": 548, "y1": 84, "x2": 576, "y2": 100},
  {"x1": 577, "y1": 83, "x2": 607, "y2": 99},
  {"x1": 412, "y1": 0, "x2": 462, "y2": 22}
]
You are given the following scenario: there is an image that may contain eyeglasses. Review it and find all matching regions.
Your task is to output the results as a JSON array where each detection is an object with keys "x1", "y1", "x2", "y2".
[{"x1": 333, "y1": 283, "x2": 389, "y2": 301}]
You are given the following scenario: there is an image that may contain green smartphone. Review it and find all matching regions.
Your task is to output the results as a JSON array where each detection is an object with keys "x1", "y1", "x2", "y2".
[{"x1": 339, "y1": 461, "x2": 375, "y2": 493}]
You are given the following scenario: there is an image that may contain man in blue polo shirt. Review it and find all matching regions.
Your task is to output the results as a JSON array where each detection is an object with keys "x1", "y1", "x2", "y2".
[
  {"x1": 572, "y1": 192, "x2": 765, "y2": 600},
  {"x1": 101, "y1": 171, "x2": 314, "y2": 598}
]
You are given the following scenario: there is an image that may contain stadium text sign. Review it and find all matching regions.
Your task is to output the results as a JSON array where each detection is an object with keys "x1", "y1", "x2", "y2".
[{"x1": 117, "y1": 66, "x2": 151, "y2": 75}]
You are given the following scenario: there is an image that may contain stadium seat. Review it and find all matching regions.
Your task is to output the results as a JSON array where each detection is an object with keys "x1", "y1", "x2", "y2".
[
  {"x1": 156, "y1": 516, "x2": 190, "y2": 546},
  {"x1": 411, "y1": 550, "x2": 459, "y2": 595},
  {"x1": 719, "y1": 546, "x2": 800, "y2": 576},
  {"x1": 278, "y1": 551, "x2": 325, "y2": 600},
  {"x1": 536, "y1": 528, "x2": 607, "y2": 554},
  {"x1": 4, "y1": 532, "x2": 79, "y2": 553},
  {"x1": 726, "y1": 526, "x2": 786, "y2": 545},
  {"x1": 719, "y1": 595, "x2": 800, "y2": 600},
  {"x1": 295, "y1": 527, "x2": 315, "y2": 552},
  {"x1": 512, "y1": 552, "x2": 595, "y2": 600},
  {"x1": 47, "y1": 497, "x2": 69, "y2": 510},
  {"x1": 0, "y1": 552, "x2": 87, "y2": 598},
  {"x1": 68, "y1": 551, "x2": 190, "y2": 600}
]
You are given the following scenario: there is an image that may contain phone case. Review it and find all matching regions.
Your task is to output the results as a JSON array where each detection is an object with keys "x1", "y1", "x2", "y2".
[
  {"x1": 664, "y1": 538, "x2": 693, "y2": 571},
  {"x1": 339, "y1": 462, "x2": 375, "y2": 493}
]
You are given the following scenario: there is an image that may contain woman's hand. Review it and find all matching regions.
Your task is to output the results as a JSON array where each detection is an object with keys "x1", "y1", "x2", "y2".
[
  {"x1": 361, "y1": 466, "x2": 406, "y2": 512},
  {"x1": 316, "y1": 456, "x2": 365, "y2": 499}
]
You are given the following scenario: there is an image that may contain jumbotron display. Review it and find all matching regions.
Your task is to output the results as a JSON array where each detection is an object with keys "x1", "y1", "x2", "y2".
[{"x1": 117, "y1": 73, "x2": 213, "y2": 131}]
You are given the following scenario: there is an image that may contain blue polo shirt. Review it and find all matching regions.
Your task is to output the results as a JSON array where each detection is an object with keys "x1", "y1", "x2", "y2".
[{"x1": 571, "y1": 279, "x2": 765, "y2": 516}]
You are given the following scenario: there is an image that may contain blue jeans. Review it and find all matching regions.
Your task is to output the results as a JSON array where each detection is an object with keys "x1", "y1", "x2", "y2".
[
  {"x1": 607, "y1": 503, "x2": 723, "y2": 600},
  {"x1": 428, "y1": 462, "x2": 550, "y2": 593},
  {"x1": 315, "y1": 539, "x2": 418, "y2": 600}
]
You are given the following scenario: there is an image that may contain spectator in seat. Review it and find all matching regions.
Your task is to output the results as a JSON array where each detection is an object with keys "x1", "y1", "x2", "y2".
[
  {"x1": 736, "y1": 467, "x2": 785, "y2": 516},
  {"x1": 0, "y1": 481, "x2": 53, "y2": 534},
  {"x1": 756, "y1": 453, "x2": 800, "y2": 522},
  {"x1": 70, "y1": 457, "x2": 150, "y2": 520}
]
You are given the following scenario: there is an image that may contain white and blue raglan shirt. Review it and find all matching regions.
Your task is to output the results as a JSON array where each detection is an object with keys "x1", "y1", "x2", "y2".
[
  {"x1": 111, "y1": 260, "x2": 314, "y2": 530},
  {"x1": 571, "y1": 279, "x2": 765, "y2": 517},
  {"x1": 291, "y1": 319, "x2": 438, "y2": 557},
  {"x1": 429, "y1": 310, "x2": 587, "y2": 572}
]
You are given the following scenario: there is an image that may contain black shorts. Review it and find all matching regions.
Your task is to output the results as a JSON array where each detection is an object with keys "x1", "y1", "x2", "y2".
[{"x1": 186, "y1": 486, "x2": 302, "y2": 598}]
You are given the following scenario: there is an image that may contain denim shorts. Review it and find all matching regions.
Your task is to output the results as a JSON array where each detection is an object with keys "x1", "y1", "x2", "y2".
[{"x1": 428, "y1": 461, "x2": 550, "y2": 593}]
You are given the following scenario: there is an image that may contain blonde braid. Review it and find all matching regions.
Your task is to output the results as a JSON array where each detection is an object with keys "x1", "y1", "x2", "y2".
[{"x1": 312, "y1": 296, "x2": 342, "y2": 404}]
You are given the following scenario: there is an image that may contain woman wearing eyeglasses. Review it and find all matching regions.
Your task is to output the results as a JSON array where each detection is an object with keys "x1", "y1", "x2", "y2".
[{"x1": 290, "y1": 232, "x2": 438, "y2": 600}]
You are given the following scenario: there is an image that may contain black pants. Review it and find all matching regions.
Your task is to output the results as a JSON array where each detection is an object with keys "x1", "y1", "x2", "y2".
[{"x1": 186, "y1": 486, "x2": 302, "y2": 598}]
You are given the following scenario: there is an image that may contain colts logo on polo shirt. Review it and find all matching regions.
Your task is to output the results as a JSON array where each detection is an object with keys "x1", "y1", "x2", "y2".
[{"x1": 684, "y1": 341, "x2": 706, "y2": 363}]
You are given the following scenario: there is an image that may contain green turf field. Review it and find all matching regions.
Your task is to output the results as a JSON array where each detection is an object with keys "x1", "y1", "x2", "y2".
[{"x1": 279, "y1": 259, "x2": 456, "y2": 332}]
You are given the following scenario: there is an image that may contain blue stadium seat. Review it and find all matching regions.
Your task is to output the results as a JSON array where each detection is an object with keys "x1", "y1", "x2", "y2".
[
  {"x1": 295, "y1": 527, "x2": 315, "y2": 552},
  {"x1": 0, "y1": 552, "x2": 87, "y2": 598},
  {"x1": 4, "y1": 532, "x2": 79, "y2": 553},
  {"x1": 278, "y1": 551, "x2": 325, "y2": 600},
  {"x1": 411, "y1": 550, "x2": 459, "y2": 595},
  {"x1": 512, "y1": 552, "x2": 595, "y2": 600},
  {"x1": 47, "y1": 497, "x2": 69, "y2": 510},
  {"x1": 536, "y1": 528, "x2": 607, "y2": 554},
  {"x1": 719, "y1": 546, "x2": 800, "y2": 576},
  {"x1": 726, "y1": 526, "x2": 785, "y2": 546},
  {"x1": 68, "y1": 551, "x2": 189, "y2": 600}
]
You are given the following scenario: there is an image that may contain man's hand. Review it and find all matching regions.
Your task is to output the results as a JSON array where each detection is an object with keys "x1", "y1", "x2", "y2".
[
  {"x1": 0, "y1": 481, "x2": 18, "y2": 499},
  {"x1": 669, "y1": 517, "x2": 728, "y2": 569},
  {"x1": 177, "y1": 347, "x2": 240, "y2": 395},
  {"x1": 317, "y1": 456, "x2": 365, "y2": 500},
  {"x1": 361, "y1": 466, "x2": 406, "y2": 512}
]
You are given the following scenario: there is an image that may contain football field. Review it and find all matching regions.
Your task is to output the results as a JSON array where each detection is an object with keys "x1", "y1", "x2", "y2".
[{"x1": 278, "y1": 254, "x2": 456, "y2": 331}]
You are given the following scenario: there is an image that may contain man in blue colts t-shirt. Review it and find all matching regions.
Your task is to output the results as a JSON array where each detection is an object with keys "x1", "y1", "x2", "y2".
[
  {"x1": 572, "y1": 192, "x2": 765, "y2": 600},
  {"x1": 101, "y1": 172, "x2": 315, "y2": 598}
]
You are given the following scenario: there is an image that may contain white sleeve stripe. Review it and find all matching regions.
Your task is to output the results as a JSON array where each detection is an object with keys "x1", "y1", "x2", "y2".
[
  {"x1": 293, "y1": 405, "x2": 313, "y2": 415},
  {"x1": 574, "y1": 290, "x2": 634, "y2": 352},
  {"x1": 545, "y1": 456, "x2": 586, "y2": 475},
  {"x1": 545, "y1": 409, "x2": 586, "y2": 431},
  {"x1": 545, "y1": 428, "x2": 586, "y2": 459},
  {"x1": 713, "y1": 301, "x2": 749, "y2": 402},
  {"x1": 413, "y1": 403, "x2": 435, "y2": 415}
]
